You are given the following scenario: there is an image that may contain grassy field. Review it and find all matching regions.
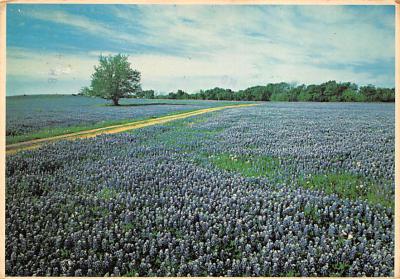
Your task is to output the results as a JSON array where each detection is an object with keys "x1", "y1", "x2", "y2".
[
  {"x1": 6, "y1": 100, "x2": 394, "y2": 276},
  {"x1": 6, "y1": 95, "x2": 253, "y2": 144},
  {"x1": 6, "y1": 104, "x2": 256, "y2": 155},
  {"x1": 7, "y1": 109, "x2": 198, "y2": 144}
]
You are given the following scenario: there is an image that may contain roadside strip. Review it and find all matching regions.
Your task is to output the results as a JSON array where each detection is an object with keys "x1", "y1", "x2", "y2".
[{"x1": 6, "y1": 103, "x2": 257, "y2": 155}]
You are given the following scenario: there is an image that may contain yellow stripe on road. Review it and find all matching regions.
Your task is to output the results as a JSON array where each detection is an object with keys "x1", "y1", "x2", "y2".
[{"x1": 6, "y1": 103, "x2": 257, "y2": 155}]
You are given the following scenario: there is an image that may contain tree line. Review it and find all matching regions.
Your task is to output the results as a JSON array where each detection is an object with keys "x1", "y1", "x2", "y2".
[
  {"x1": 156, "y1": 81, "x2": 394, "y2": 102},
  {"x1": 80, "y1": 54, "x2": 394, "y2": 105}
]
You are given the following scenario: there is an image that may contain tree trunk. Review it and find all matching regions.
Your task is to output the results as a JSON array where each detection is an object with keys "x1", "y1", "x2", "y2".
[{"x1": 112, "y1": 98, "x2": 119, "y2": 106}]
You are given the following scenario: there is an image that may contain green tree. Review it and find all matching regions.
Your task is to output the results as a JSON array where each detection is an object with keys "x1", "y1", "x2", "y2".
[
  {"x1": 155, "y1": 81, "x2": 394, "y2": 103},
  {"x1": 342, "y1": 88, "x2": 365, "y2": 102},
  {"x1": 323, "y1": 80, "x2": 339, "y2": 101},
  {"x1": 377, "y1": 88, "x2": 395, "y2": 102},
  {"x1": 168, "y1": 92, "x2": 177, "y2": 99},
  {"x1": 269, "y1": 82, "x2": 292, "y2": 101},
  {"x1": 82, "y1": 54, "x2": 141, "y2": 105},
  {"x1": 79, "y1": 86, "x2": 92, "y2": 96},
  {"x1": 359, "y1": 85, "x2": 377, "y2": 102},
  {"x1": 137, "y1": 90, "x2": 155, "y2": 99},
  {"x1": 176, "y1": 89, "x2": 190, "y2": 99},
  {"x1": 144, "y1": 90, "x2": 155, "y2": 99}
]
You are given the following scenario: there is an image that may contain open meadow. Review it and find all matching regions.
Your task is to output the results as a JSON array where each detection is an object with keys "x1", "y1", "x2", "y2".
[
  {"x1": 5, "y1": 3, "x2": 396, "y2": 277},
  {"x1": 6, "y1": 101, "x2": 394, "y2": 276},
  {"x1": 6, "y1": 95, "x2": 249, "y2": 144}
]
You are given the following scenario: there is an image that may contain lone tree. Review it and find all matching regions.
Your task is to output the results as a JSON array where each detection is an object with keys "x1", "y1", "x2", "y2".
[{"x1": 81, "y1": 54, "x2": 141, "y2": 105}]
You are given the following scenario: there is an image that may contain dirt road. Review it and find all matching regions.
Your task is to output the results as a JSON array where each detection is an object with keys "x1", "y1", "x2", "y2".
[{"x1": 6, "y1": 103, "x2": 256, "y2": 155}]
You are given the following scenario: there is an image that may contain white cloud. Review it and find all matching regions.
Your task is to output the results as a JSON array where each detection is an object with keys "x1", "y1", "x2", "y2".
[
  {"x1": 27, "y1": 10, "x2": 145, "y2": 46},
  {"x1": 7, "y1": 5, "x2": 395, "y2": 95},
  {"x1": 7, "y1": 47, "x2": 96, "y2": 80},
  {"x1": 129, "y1": 51, "x2": 392, "y2": 92},
  {"x1": 121, "y1": 5, "x2": 394, "y2": 67}
]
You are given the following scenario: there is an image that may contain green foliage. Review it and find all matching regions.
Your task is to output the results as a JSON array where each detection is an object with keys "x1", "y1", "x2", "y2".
[
  {"x1": 123, "y1": 269, "x2": 140, "y2": 277},
  {"x1": 284, "y1": 270, "x2": 301, "y2": 277},
  {"x1": 83, "y1": 54, "x2": 141, "y2": 105},
  {"x1": 135, "y1": 90, "x2": 155, "y2": 99},
  {"x1": 165, "y1": 89, "x2": 191, "y2": 99},
  {"x1": 297, "y1": 90, "x2": 313, "y2": 101},
  {"x1": 146, "y1": 114, "x2": 225, "y2": 152},
  {"x1": 6, "y1": 107, "x2": 206, "y2": 145},
  {"x1": 7, "y1": 118, "x2": 143, "y2": 144},
  {"x1": 238, "y1": 86, "x2": 272, "y2": 101},
  {"x1": 156, "y1": 81, "x2": 394, "y2": 103},
  {"x1": 90, "y1": 205, "x2": 109, "y2": 219},
  {"x1": 303, "y1": 205, "x2": 319, "y2": 221},
  {"x1": 269, "y1": 82, "x2": 294, "y2": 101},
  {"x1": 60, "y1": 248, "x2": 71, "y2": 258},
  {"x1": 360, "y1": 85, "x2": 395, "y2": 102},
  {"x1": 299, "y1": 172, "x2": 393, "y2": 208},
  {"x1": 97, "y1": 188, "x2": 117, "y2": 200},
  {"x1": 122, "y1": 223, "x2": 135, "y2": 232},
  {"x1": 79, "y1": 86, "x2": 92, "y2": 96},
  {"x1": 167, "y1": 227, "x2": 184, "y2": 239},
  {"x1": 332, "y1": 262, "x2": 351, "y2": 276},
  {"x1": 342, "y1": 88, "x2": 366, "y2": 102},
  {"x1": 210, "y1": 153, "x2": 282, "y2": 178}
]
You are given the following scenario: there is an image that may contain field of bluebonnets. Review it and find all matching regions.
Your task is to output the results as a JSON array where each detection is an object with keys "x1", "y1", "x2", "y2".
[
  {"x1": 6, "y1": 95, "x2": 241, "y2": 143},
  {"x1": 6, "y1": 102, "x2": 394, "y2": 276}
]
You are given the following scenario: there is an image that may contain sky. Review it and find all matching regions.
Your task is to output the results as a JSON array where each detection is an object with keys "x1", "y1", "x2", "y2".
[{"x1": 6, "y1": 4, "x2": 395, "y2": 96}]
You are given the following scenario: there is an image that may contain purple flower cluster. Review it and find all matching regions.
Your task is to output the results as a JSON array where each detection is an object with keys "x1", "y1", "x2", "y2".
[{"x1": 6, "y1": 102, "x2": 394, "y2": 276}]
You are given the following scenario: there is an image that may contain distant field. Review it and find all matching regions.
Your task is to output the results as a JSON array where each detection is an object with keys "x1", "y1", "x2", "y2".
[
  {"x1": 6, "y1": 95, "x2": 251, "y2": 143},
  {"x1": 6, "y1": 102, "x2": 394, "y2": 276}
]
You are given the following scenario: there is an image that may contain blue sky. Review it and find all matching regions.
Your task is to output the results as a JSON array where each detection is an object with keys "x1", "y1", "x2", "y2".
[{"x1": 6, "y1": 4, "x2": 395, "y2": 96}]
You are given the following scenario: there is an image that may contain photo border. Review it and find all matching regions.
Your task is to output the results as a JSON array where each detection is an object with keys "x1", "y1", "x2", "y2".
[{"x1": 0, "y1": 1, "x2": 398, "y2": 278}]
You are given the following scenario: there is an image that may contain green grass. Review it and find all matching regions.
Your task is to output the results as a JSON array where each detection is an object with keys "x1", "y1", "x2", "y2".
[
  {"x1": 161, "y1": 113, "x2": 214, "y2": 128},
  {"x1": 6, "y1": 109, "x2": 201, "y2": 145},
  {"x1": 167, "y1": 227, "x2": 184, "y2": 239},
  {"x1": 225, "y1": 240, "x2": 243, "y2": 260},
  {"x1": 284, "y1": 270, "x2": 301, "y2": 277},
  {"x1": 122, "y1": 223, "x2": 135, "y2": 232},
  {"x1": 98, "y1": 102, "x2": 191, "y2": 107},
  {"x1": 298, "y1": 172, "x2": 393, "y2": 208},
  {"x1": 60, "y1": 248, "x2": 71, "y2": 258},
  {"x1": 97, "y1": 188, "x2": 118, "y2": 200},
  {"x1": 123, "y1": 269, "x2": 139, "y2": 277},
  {"x1": 332, "y1": 262, "x2": 351, "y2": 276},
  {"x1": 303, "y1": 204, "x2": 319, "y2": 221},
  {"x1": 7, "y1": 119, "x2": 136, "y2": 144},
  {"x1": 147, "y1": 114, "x2": 226, "y2": 150},
  {"x1": 90, "y1": 205, "x2": 110, "y2": 220},
  {"x1": 210, "y1": 153, "x2": 282, "y2": 178},
  {"x1": 209, "y1": 153, "x2": 392, "y2": 208}
]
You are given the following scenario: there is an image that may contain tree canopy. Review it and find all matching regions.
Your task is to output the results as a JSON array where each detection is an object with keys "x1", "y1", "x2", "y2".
[
  {"x1": 81, "y1": 54, "x2": 141, "y2": 105},
  {"x1": 157, "y1": 81, "x2": 394, "y2": 102},
  {"x1": 80, "y1": 59, "x2": 394, "y2": 103}
]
